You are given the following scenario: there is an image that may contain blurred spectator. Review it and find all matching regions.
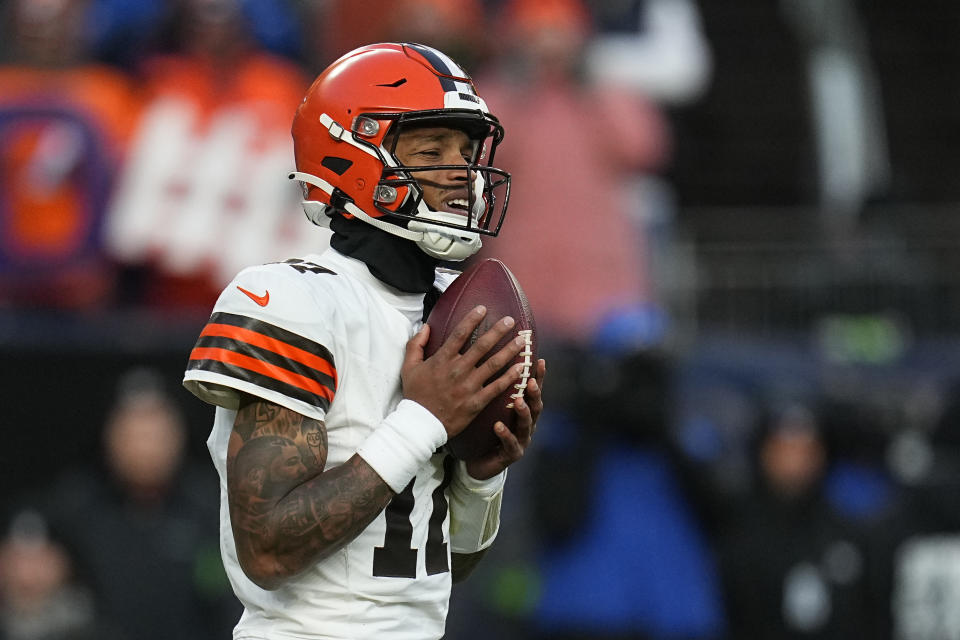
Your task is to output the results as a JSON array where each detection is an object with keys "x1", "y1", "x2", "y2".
[
  {"x1": 382, "y1": 0, "x2": 490, "y2": 71},
  {"x1": 780, "y1": 0, "x2": 889, "y2": 239},
  {"x1": 295, "y1": 0, "x2": 489, "y2": 73},
  {"x1": 0, "y1": 509, "x2": 119, "y2": 640},
  {"x1": 586, "y1": 0, "x2": 712, "y2": 105},
  {"x1": 582, "y1": 0, "x2": 712, "y2": 312},
  {"x1": 294, "y1": 0, "x2": 394, "y2": 71},
  {"x1": 525, "y1": 337, "x2": 726, "y2": 640},
  {"x1": 103, "y1": 0, "x2": 316, "y2": 310},
  {"x1": 0, "y1": 0, "x2": 140, "y2": 309},
  {"x1": 82, "y1": 0, "x2": 166, "y2": 69},
  {"x1": 717, "y1": 400, "x2": 874, "y2": 639},
  {"x1": 86, "y1": 0, "x2": 301, "y2": 70},
  {"x1": 39, "y1": 368, "x2": 239, "y2": 640},
  {"x1": 865, "y1": 379, "x2": 960, "y2": 640},
  {"x1": 474, "y1": 0, "x2": 671, "y2": 344},
  {"x1": 817, "y1": 392, "x2": 897, "y2": 524}
]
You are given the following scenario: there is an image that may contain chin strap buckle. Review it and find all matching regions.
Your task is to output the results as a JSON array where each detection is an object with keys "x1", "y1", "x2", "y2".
[
  {"x1": 320, "y1": 113, "x2": 346, "y2": 141},
  {"x1": 329, "y1": 188, "x2": 353, "y2": 212}
]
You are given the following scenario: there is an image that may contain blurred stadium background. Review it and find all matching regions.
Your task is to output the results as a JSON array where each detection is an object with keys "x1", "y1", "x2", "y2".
[{"x1": 3, "y1": 0, "x2": 960, "y2": 639}]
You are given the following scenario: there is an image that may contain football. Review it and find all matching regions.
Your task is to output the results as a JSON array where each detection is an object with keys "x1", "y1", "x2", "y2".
[{"x1": 424, "y1": 258, "x2": 537, "y2": 460}]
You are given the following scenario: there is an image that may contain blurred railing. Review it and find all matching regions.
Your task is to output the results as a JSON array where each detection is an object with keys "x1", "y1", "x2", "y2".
[{"x1": 681, "y1": 203, "x2": 960, "y2": 339}]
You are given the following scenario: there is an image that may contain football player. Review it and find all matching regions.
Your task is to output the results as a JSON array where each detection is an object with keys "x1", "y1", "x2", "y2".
[{"x1": 183, "y1": 42, "x2": 546, "y2": 639}]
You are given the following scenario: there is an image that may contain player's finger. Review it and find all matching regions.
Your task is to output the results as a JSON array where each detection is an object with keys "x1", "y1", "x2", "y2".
[
  {"x1": 527, "y1": 360, "x2": 545, "y2": 410},
  {"x1": 524, "y1": 378, "x2": 543, "y2": 422},
  {"x1": 435, "y1": 305, "x2": 487, "y2": 360},
  {"x1": 534, "y1": 359, "x2": 546, "y2": 389},
  {"x1": 459, "y1": 315, "x2": 517, "y2": 368},
  {"x1": 511, "y1": 393, "x2": 534, "y2": 442},
  {"x1": 467, "y1": 331, "x2": 525, "y2": 388},
  {"x1": 473, "y1": 362, "x2": 523, "y2": 409},
  {"x1": 402, "y1": 324, "x2": 430, "y2": 368},
  {"x1": 493, "y1": 421, "x2": 524, "y2": 461}
]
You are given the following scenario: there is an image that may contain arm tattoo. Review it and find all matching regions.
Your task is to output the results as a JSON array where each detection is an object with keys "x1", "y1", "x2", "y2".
[{"x1": 227, "y1": 395, "x2": 394, "y2": 589}]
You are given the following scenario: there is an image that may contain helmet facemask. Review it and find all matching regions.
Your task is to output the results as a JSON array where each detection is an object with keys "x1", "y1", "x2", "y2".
[
  {"x1": 367, "y1": 111, "x2": 510, "y2": 260},
  {"x1": 289, "y1": 43, "x2": 512, "y2": 262}
]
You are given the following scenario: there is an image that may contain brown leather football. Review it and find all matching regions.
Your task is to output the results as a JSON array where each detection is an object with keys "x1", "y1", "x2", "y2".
[{"x1": 424, "y1": 258, "x2": 537, "y2": 460}]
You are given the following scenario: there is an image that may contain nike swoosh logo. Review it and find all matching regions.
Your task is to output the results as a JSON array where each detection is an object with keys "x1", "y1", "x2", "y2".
[{"x1": 237, "y1": 286, "x2": 270, "y2": 306}]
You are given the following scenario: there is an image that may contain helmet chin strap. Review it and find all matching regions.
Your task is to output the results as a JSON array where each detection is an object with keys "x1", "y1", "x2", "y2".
[
  {"x1": 405, "y1": 170, "x2": 486, "y2": 261},
  {"x1": 408, "y1": 210, "x2": 481, "y2": 261},
  {"x1": 289, "y1": 171, "x2": 481, "y2": 261}
]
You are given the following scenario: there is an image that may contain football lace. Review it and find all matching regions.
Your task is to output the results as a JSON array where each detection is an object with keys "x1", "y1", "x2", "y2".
[{"x1": 506, "y1": 329, "x2": 534, "y2": 408}]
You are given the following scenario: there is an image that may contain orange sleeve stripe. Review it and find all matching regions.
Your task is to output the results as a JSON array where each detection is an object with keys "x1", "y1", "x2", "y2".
[
  {"x1": 200, "y1": 322, "x2": 337, "y2": 385},
  {"x1": 189, "y1": 346, "x2": 335, "y2": 402}
]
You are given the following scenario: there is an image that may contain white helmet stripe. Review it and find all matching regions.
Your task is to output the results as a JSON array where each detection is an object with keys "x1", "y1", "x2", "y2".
[
  {"x1": 407, "y1": 44, "x2": 479, "y2": 95},
  {"x1": 444, "y1": 91, "x2": 489, "y2": 112},
  {"x1": 428, "y1": 49, "x2": 483, "y2": 103},
  {"x1": 430, "y1": 46, "x2": 465, "y2": 74}
]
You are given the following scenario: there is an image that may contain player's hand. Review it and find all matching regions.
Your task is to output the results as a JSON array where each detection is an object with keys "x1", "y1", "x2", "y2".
[
  {"x1": 465, "y1": 357, "x2": 546, "y2": 480},
  {"x1": 401, "y1": 305, "x2": 525, "y2": 438}
]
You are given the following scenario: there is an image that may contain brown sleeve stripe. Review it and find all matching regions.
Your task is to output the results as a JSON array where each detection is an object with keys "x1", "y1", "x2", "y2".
[
  {"x1": 188, "y1": 357, "x2": 332, "y2": 412},
  {"x1": 199, "y1": 322, "x2": 337, "y2": 383},
  {"x1": 189, "y1": 347, "x2": 334, "y2": 403},
  {"x1": 186, "y1": 312, "x2": 337, "y2": 411}
]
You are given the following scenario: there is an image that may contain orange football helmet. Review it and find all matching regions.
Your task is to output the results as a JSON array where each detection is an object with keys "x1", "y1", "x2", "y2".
[{"x1": 289, "y1": 42, "x2": 510, "y2": 261}]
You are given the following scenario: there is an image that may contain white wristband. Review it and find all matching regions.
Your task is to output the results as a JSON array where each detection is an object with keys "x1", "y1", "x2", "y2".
[
  {"x1": 449, "y1": 461, "x2": 507, "y2": 553},
  {"x1": 357, "y1": 399, "x2": 448, "y2": 493}
]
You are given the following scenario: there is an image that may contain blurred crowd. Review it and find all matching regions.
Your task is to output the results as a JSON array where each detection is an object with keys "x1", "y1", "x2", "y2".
[
  {"x1": 0, "y1": 0, "x2": 704, "y2": 318},
  {"x1": 4, "y1": 0, "x2": 960, "y2": 639}
]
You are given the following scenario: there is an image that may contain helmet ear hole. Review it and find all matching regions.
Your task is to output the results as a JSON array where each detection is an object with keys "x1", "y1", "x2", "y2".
[{"x1": 321, "y1": 157, "x2": 353, "y2": 175}]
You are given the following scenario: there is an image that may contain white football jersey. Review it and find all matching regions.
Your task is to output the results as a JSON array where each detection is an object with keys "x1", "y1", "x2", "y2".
[{"x1": 183, "y1": 247, "x2": 459, "y2": 640}]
